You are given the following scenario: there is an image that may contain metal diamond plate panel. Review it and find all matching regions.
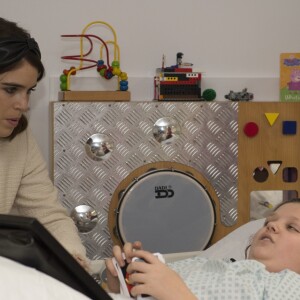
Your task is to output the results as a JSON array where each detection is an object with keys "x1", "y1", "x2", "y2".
[{"x1": 52, "y1": 101, "x2": 238, "y2": 259}]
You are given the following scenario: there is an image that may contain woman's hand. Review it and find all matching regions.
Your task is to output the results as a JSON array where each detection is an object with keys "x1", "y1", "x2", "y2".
[
  {"x1": 73, "y1": 253, "x2": 91, "y2": 273},
  {"x1": 127, "y1": 250, "x2": 197, "y2": 300},
  {"x1": 105, "y1": 241, "x2": 142, "y2": 293}
]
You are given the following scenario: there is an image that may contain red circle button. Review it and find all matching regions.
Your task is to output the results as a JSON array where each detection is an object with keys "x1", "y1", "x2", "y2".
[{"x1": 244, "y1": 122, "x2": 259, "y2": 137}]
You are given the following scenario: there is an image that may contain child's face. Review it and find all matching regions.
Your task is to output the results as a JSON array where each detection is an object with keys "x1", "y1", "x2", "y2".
[{"x1": 249, "y1": 202, "x2": 300, "y2": 273}]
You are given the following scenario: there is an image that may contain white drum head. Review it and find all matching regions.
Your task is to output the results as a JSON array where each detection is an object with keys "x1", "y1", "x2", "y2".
[{"x1": 116, "y1": 169, "x2": 215, "y2": 254}]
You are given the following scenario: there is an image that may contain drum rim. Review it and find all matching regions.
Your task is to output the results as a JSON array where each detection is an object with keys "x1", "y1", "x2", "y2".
[{"x1": 116, "y1": 168, "x2": 217, "y2": 251}]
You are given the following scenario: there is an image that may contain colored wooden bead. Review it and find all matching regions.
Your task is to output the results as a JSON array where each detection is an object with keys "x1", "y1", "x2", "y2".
[
  {"x1": 60, "y1": 74, "x2": 67, "y2": 83},
  {"x1": 60, "y1": 82, "x2": 67, "y2": 91},
  {"x1": 112, "y1": 60, "x2": 120, "y2": 67},
  {"x1": 97, "y1": 60, "x2": 104, "y2": 66},
  {"x1": 120, "y1": 72, "x2": 128, "y2": 81},
  {"x1": 112, "y1": 67, "x2": 121, "y2": 76}
]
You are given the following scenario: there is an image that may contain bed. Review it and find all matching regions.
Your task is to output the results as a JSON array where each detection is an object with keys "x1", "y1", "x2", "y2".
[
  {"x1": 0, "y1": 218, "x2": 265, "y2": 299},
  {"x1": 91, "y1": 218, "x2": 265, "y2": 275},
  {"x1": 93, "y1": 218, "x2": 266, "y2": 299}
]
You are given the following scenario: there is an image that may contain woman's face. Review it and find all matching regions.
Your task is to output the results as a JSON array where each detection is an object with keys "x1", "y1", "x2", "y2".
[
  {"x1": 0, "y1": 59, "x2": 38, "y2": 138},
  {"x1": 249, "y1": 202, "x2": 300, "y2": 273}
]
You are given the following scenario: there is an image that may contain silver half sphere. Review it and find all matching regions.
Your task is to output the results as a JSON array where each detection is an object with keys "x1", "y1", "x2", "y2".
[
  {"x1": 85, "y1": 133, "x2": 114, "y2": 161},
  {"x1": 71, "y1": 205, "x2": 99, "y2": 233},
  {"x1": 153, "y1": 117, "x2": 181, "y2": 144}
]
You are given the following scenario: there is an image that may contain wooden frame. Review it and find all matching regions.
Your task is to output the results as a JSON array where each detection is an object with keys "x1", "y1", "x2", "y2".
[{"x1": 238, "y1": 102, "x2": 300, "y2": 222}]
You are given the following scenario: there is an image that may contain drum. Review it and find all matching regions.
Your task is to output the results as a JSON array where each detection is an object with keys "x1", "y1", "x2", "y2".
[{"x1": 109, "y1": 162, "x2": 217, "y2": 254}]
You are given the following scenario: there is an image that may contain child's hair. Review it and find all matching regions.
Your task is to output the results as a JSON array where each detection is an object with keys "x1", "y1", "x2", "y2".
[
  {"x1": 244, "y1": 198, "x2": 300, "y2": 258},
  {"x1": 273, "y1": 197, "x2": 300, "y2": 211},
  {"x1": 0, "y1": 17, "x2": 45, "y2": 140}
]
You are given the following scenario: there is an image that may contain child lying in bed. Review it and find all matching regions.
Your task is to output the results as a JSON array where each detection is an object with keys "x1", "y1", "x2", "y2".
[{"x1": 105, "y1": 198, "x2": 300, "y2": 300}]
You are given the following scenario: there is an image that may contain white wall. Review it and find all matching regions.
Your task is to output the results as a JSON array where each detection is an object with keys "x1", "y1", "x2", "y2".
[{"x1": 3, "y1": 0, "x2": 299, "y2": 168}]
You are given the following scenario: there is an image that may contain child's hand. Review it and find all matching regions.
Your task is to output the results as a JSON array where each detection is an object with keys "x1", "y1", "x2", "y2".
[
  {"x1": 105, "y1": 241, "x2": 142, "y2": 293},
  {"x1": 127, "y1": 250, "x2": 197, "y2": 300}
]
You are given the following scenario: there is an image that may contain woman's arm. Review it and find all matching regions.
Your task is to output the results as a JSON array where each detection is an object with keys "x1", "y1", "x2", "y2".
[{"x1": 13, "y1": 129, "x2": 89, "y2": 267}]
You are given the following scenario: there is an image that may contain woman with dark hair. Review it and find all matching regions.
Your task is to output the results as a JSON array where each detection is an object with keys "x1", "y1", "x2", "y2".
[{"x1": 0, "y1": 18, "x2": 89, "y2": 270}]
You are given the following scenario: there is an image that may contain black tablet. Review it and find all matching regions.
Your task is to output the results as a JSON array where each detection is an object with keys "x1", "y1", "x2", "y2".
[{"x1": 0, "y1": 214, "x2": 111, "y2": 300}]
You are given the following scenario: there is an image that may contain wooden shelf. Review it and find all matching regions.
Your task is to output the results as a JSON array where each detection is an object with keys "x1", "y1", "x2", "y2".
[{"x1": 58, "y1": 91, "x2": 130, "y2": 101}]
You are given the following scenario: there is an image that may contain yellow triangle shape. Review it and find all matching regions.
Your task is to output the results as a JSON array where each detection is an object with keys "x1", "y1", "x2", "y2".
[{"x1": 265, "y1": 113, "x2": 279, "y2": 126}]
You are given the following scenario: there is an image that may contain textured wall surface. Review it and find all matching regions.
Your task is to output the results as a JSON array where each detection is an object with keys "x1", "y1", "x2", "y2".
[{"x1": 52, "y1": 101, "x2": 238, "y2": 259}]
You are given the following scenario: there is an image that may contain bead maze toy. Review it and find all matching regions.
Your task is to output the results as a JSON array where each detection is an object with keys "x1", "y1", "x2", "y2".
[
  {"x1": 59, "y1": 21, "x2": 130, "y2": 101},
  {"x1": 154, "y1": 52, "x2": 216, "y2": 101}
]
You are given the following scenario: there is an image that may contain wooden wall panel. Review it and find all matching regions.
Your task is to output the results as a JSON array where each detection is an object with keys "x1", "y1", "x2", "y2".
[{"x1": 238, "y1": 102, "x2": 300, "y2": 223}]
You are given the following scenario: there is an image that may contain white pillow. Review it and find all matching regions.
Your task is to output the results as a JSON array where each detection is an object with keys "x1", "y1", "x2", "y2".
[
  {"x1": 200, "y1": 218, "x2": 265, "y2": 260},
  {"x1": 90, "y1": 219, "x2": 266, "y2": 272}
]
